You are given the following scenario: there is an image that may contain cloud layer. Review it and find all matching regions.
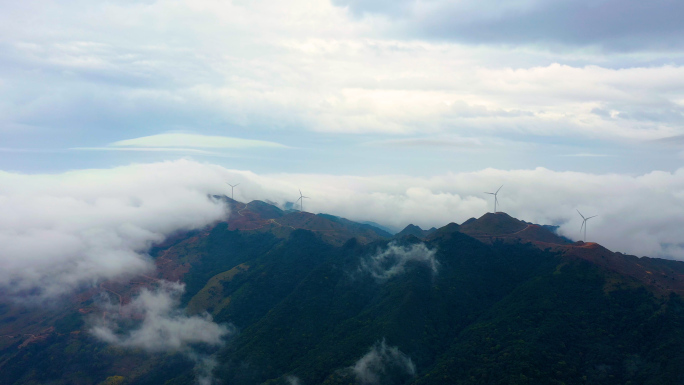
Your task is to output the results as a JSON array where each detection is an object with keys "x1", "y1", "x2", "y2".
[
  {"x1": 1, "y1": 0, "x2": 683, "y2": 168},
  {"x1": 3, "y1": 159, "x2": 684, "y2": 304},
  {"x1": 0, "y1": 159, "x2": 228, "y2": 299}
]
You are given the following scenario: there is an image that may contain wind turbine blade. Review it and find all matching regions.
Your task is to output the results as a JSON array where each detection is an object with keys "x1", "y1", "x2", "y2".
[
  {"x1": 496, "y1": 185, "x2": 503, "y2": 194},
  {"x1": 235, "y1": 183, "x2": 239, "y2": 187},
  {"x1": 580, "y1": 221, "x2": 585, "y2": 232},
  {"x1": 485, "y1": 192, "x2": 494, "y2": 195},
  {"x1": 587, "y1": 215, "x2": 598, "y2": 220},
  {"x1": 576, "y1": 209, "x2": 585, "y2": 220}
]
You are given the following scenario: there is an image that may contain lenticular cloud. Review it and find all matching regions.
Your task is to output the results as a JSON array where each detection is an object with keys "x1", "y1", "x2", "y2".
[{"x1": 0, "y1": 160, "x2": 229, "y2": 299}]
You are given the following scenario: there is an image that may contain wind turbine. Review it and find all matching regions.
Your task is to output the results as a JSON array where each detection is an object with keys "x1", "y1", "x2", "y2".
[
  {"x1": 226, "y1": 183, "x2": 239, "y2": 200},
  {"x1": 484, "y1": 185, "x2": 503, "y2": 213},
  {"x1": 297, "y1": 189, "x2": 310, "y2": 212},
  {"x1": 577, "y1": 209, "x2": 597, "y2": 242}
]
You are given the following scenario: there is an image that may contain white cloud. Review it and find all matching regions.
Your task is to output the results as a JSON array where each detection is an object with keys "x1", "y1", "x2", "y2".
[
  {"x1": 91, "y1": 280, "x2": 231, "y2": 385},
  {"x1": 91, "y1": 281, "x2": 231, "y2": 351},
  {"x1": 0, "y1": 159, "x2": 228, "y2": 299},
  {"x1": 1, "y1": 0, "x2": 683, "y2": 152},
  {"x1": 359, "y1": 242, "x2": 438, "y2": 281},
  {"x1": 351, "y1": 339, "x2": 416, "y2": 385}
]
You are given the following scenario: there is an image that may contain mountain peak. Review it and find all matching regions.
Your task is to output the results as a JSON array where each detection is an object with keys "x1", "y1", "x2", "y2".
[
  {"x1": 396, "y1": 224, "x2": 438, "y2": 240},
  {"x1": 459, "y1": 212, "x2": 527, "y2": 236},
  {"x1": 396, "y1": 224, "x2": 424, "y2": 237}
]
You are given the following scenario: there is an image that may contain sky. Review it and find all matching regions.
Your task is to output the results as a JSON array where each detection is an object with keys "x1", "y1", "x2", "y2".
[
  {"x1": 1, "y1": 0, "x2": 683, "y2": 175},
  {"x1": 1, "y1": 0, "x2": 684, "y2": 292}
]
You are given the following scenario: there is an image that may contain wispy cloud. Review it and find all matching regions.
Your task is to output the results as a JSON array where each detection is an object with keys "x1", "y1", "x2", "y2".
[
  {"x1": 351, "y1": 339, "x2": 416, "y2": 385},
  {"x1": 285, "y1": 375, "x2": 302, "y2": 385},
  {"x1": 561, "y1": 153, "x2": 612, "y2": 157},
  {"x1": 367, "y1": 137, "x2": 482, "y2": 148},
  {"x1": 91, "y1": 281, "x2": 231, "y2": 352},
  {"x1": 0, "y1": 148, "x2": 66, "y2": 153},
  {"x1": 359, "y1": 242, "x2": 438, "y2": 281},
  {"x1": 70, "y1": 146, "x2": 223, "y2": 155},
  {"x1": 91, "y1": 281, "x2": 232, "y2": 385}
]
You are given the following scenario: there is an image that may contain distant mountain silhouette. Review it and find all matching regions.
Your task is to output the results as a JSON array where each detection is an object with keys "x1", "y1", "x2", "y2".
[{"x1": 395, "y1": 224, "x2": 437, "y2": 239}]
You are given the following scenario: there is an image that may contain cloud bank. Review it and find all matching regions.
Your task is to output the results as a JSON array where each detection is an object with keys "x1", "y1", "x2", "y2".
[
  {"x1": 217, "y1": 163, "x2": 684, "y2": 260},
  {"x1": 0, "y1": 159, "x2": 228, "y2": 299},
  {"x1": 4, "y1": 158, "x2": 684, "y2": 305},
  {"x1": 359, "y1": 242, "x2": 438, "y2": 281}
]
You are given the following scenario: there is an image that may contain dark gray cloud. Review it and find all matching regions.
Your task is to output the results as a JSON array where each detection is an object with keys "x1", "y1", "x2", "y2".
[
  {"x1": 333, "y1": 0, "x2": 684, "y2": 51},
  {"x1": 654, "y1": 134, "x2": 684, "y2": 145}
]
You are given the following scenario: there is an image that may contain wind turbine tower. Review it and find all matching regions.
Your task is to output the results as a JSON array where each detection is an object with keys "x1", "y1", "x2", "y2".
[
  {"x1": 577, "y1": 209, "x2": 598, "y2": 242},
  {"x1": 485, "y1": 185, "x2": 503, "y2": 213},
  {"x1": 226, "y1": 183, "x2": 239, "y2": 200},
  {"x1": 298, "y1": 189, "x2": 310, "y2": 212}
]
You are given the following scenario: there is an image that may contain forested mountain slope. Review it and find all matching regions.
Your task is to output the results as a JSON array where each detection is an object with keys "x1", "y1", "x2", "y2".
[{"x1": 2, "y1": 201, "x2": 684, "y2": 385}]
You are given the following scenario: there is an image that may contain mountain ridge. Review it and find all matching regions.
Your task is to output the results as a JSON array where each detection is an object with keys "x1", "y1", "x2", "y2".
[{"x1": 3, "y1": 199, "x2": 684, "y2": 384}]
